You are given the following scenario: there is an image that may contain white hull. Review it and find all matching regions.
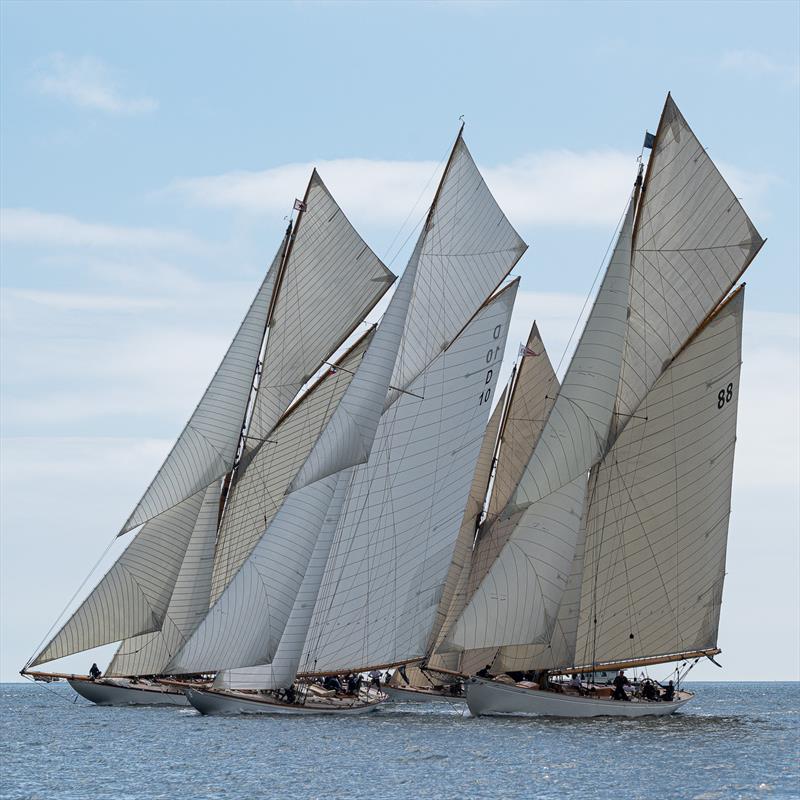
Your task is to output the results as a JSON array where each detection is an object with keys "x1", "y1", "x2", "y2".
[
  {"x1": 384, "y1": 685, "x2": 464, "y2": 704},
  {"x1": 68, "y1": 678, "x2": 190, "y2": 706},
  {"x1": 184, "y1": 687, "x2": 386, "y2": 716},
  {"x1": 465, "y1": 677, "x2": 692, "y2": 718}
]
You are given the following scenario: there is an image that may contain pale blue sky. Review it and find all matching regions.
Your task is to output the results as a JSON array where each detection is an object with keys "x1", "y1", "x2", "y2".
[{"x1": 1, "y1": 0, "x2": 798, "y2": 682}]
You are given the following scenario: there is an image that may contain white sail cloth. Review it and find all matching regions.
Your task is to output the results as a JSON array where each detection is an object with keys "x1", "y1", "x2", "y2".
[
  {"x1": 446, "y1": 199, "x2": 634, "y2": 653},
  {"x1": 386, "y1": 135, "x2": 527, "y2": 400},
  {"x1": 301, "y1": 282, "x2": 518, "y2": 674},
  {"x1": 209, "y1": 332, "x2": 372, "y2": 603},
  {"x1": 615, "y1": 94, "x2": 763, "y2": 428},
  {"x1": 573, "y1": 288, "x2": 746, "y2": 667},
  {"x1": 30, "y1": 485, "x2": 214, "y2": 667},
  {"x1": 122, "y1": 171, "x2": 394, "y2": 536},
  {"x1": 119, "y1": 244, "x2": 283, "y2": 534},
  {"x1": 106, "y1": 480, "x2": 220, "y2": 676},
  {"x1": 245, "y1": 170, "x2": 395, "y2": 444}
]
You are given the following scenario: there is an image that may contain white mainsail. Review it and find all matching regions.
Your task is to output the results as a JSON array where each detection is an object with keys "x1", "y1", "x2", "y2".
[
  {"x1": 446, "y1": 195, "x2": 635, "y2": 652},
  {"x1": 301, "y1": 282, "x2": 518, "y2": 674},
  {"x1": 572, "y1": 288, "x2": 746, "y2": 669}
]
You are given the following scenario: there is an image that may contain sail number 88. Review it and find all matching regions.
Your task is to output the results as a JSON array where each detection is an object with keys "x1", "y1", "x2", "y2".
[
  {"x1": 717, "y1": 382, "x2": 734, "y2": 409},
  {"x1": 479, "y1": 324, "x2": 503, "y2": 405}
]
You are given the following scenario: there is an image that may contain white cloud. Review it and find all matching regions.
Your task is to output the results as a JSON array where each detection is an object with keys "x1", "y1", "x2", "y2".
[
  {"x1": 0, "y1": 208, "x2": 200, "y2": 251},
  {"x1": 32, "y1": 53, "x2": 158, "y2": 114},
  {"x1": 719, "y1": 49, "x2": 799, "y2": 86},
  {"x1": 168, "y1": 150, "x2": 638, "y2": 228}
]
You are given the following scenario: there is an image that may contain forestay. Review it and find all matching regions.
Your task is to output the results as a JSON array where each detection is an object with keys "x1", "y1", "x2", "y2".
[
  {"x1": 106, "y1": 480, "x2": 220, "y2": 676},
  {"x1": 301, "y1": 282, "x2": 518, "y2": 674},
  {"x1": 614, "y1": 94, "x2": 763, "y2": 428},
  {"x1": 30, "y1": 486, "x2": 213, "y2": 668},
  {"x1": 574, "y1": 288, "x2": 745, "y2": 667}
]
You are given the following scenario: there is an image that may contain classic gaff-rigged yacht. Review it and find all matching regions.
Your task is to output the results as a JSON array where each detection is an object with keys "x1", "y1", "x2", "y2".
[
  {"x1": 21, "y1": 170, "x2": 396, "y2": 706},
  {"x1": 435, "y1": 94, "x2": 764, "y2": 718},
  {"x1": 171, "y1": 129, "x2": 528, "y2": 715}
]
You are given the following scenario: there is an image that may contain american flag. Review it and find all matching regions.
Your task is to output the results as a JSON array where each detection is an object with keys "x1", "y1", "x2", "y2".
[{"x1": 518, "y1": 343, "x2": 541, "y2": 358}]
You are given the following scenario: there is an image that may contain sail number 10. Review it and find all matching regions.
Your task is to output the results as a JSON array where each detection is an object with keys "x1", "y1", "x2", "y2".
[{"x1": 479, "y1": 325, "x2": 503, "y2": 405}]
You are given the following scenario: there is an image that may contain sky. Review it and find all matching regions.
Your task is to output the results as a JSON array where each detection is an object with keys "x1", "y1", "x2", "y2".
[{"x1": 1, "y1": 0, "x2": 798, "y2": 683}]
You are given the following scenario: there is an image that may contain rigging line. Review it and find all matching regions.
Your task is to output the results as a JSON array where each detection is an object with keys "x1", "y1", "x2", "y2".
[
  {"x1": 24, "y1": 532, "x2": 118, "y2": 668},
  {"x1": 21, "y1": 673, "x2": 90, "y2": 708},
  {"x1": 552, "y1": 192, "x2": 631, "y2": 378},
  {"x1": 382, "y1": 138, "x2": 453, "y2": 267},
  {"x1": 321, "y1": 363, "x2": 425, "y2": 399}
]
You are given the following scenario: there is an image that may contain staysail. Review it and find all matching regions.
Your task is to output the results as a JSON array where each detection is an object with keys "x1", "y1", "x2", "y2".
[{"x1": 446, "y1": 194, "x2": 635, "y2": 652}]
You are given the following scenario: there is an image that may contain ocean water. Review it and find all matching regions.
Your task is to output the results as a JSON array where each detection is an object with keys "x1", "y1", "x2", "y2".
[{"x1": 1, "y1": 682, "x2": 797, "y2": 800}]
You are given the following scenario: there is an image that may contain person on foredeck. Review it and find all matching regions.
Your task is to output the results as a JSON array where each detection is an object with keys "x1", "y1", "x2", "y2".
[
  {"x1": 369, "y1": 669, "x2": 382, "y2": 691},
  {"x1": 660, "y1": 680, "x2": 675, "y2": 702},
  {"x1": 88, "y1": 663, "x2": 101, "y2": 680},
  {"x1": 612, "y1": 669, "x2": 631, "y2": 701}
]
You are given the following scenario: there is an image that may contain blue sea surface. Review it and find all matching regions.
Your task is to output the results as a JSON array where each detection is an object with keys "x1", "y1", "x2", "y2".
[{"x1": 1, "y1": 682, "x2": 798, "y2": 799}]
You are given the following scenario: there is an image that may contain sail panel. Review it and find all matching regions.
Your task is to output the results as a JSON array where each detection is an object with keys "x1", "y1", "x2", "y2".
[
  {"x1": 288, "y1": 243, "x2": 418, "y2": 492},
  {"x1": 487, "y1": 322, "x2": 559, "y2": 521},
  {"x1": 387, "y1": 136, "x2": 527, "y2": 401},
  {"x1": 574, "y1": 288, "x2": 745, "y2": 667},
  {"x1": 246, "y1": 171, "x2": 395, "y2": 445},
  {"x1": 511, "y1": 197, "x2": 633, "y2": 509},
  {"x1": 446, "y1": 474, "x2": 588, "y2": 652},
  {"x1": 209, "y1": 332, "x2": 372, "y2": 604},
  {"x1": 120, "y1": 244, "x2": 283, "y2": 534},
  {"x1": 302, "y1": 282, "x2": 518, "y2": 674},
  {"x1": 167, "y1": 474, "x2": 341, "y2": 673},
  {"x1": 105, "y1": 480, "x2": 220, "y2": 676},
  {"x1": 615, "y1": 95, "x2": 763, "y2": 427},
  {"x1": 30, "y1": 489, "x2": 209, "y2": 667}
]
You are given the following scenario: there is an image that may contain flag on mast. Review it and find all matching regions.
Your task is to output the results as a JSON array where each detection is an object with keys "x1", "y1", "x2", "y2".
[{"x1": 518, "y1": 343, "x2": 541, "y2": 358}]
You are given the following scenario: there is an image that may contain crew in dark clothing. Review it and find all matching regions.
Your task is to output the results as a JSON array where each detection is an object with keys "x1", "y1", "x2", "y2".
[
  {"x1": 476, "y1": 664, "x2": 492, "y2": 678},
  {"x1": 641, "y1": 680, "x2": 658, "y2": 701},
  {"x1": 284, "y1": 685, "x2": 296, "y2": 704},
  {"x1": 612, "y1": 669, "x2": 630, "y2": 701},
  {"x1": 347, "y1": 674, "x2": 362, "y2": 695},
  {"x1": 661, "y1": 680, "x2": 675, "y2": 702},
  {"x1": 89, "y1": 663, "x2": 102, "y2": 680},
  {"x1": 323, "y1": 675, "x2": 342, "y2": 692}
]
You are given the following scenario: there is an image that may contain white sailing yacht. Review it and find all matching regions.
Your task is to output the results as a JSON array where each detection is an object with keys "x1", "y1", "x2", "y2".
[
  {"x1": 436, "y1": 94, "x2": 764, "y2": 717},
  {"x1": 21, "y1": 170, "x2": 396, "y2": 705},
  {"x1": 172, "y1": 129, "x2": 528, "y2": 715}
]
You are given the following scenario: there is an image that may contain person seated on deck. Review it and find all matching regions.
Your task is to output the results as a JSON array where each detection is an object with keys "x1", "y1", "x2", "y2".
[
  {"x1": 612, "y1": 669, "x2": 631, "y2": 701},
  {"x1": 660, "y1": 680, "x2": 675, "y2": 702},
  {"x1": 641, "y1": 679, "x2": 658, "y2": 701},
  {"x1": 88, "y1": 663, "x2": 101, "y2": 681},
  {"x1": 368, "y1": 669, "x2": 382, "y2": 691},
  {"x1": 568, "y1": 673, "x2": 584, "y2": 694},
  {"x1": 347, "y1": 674, "x2": 362, "y2": 695},
  {"x1": 323, "y1": 675, "x2": 342, "y2": 693},
  {"x1": 284, "y1": 684, "x2": 296, "y2": 704},
  {"x1": 476, "y1": 664, "x2": 492, "y2": 678}
]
